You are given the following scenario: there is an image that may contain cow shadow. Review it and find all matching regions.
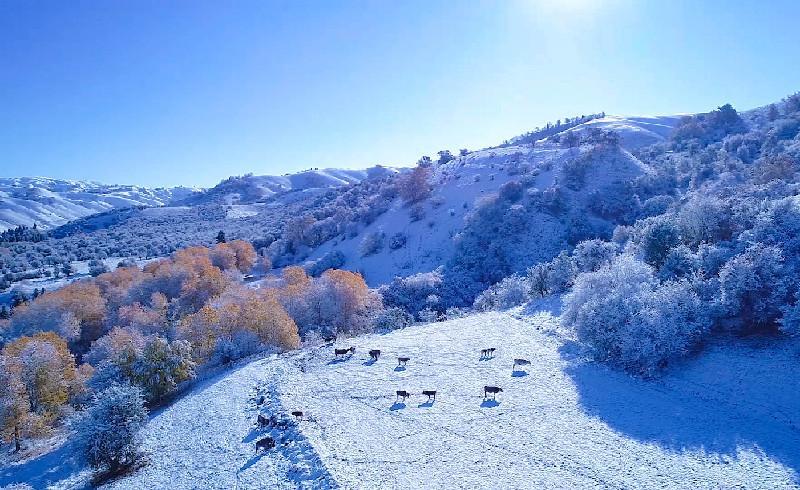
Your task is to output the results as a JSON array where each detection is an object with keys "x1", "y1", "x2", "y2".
[
  {"x1": 511, "y1": 370, "x2": 529, "y2": 377},
  {"x1": 362, "y1": 359, "x2": 377, "y2": 366},
  {"x1": 390, "y1": 402, "x2": 406, "y2": 411},
  {"x1": 394, "y1": 366, "x2": 406, "y2": 372},
  {"x1": 418, "y1": 401, "x2": 435, "y2": 408},
  {"x1": 563, "y1": 342, "x2": 800, "y2": 481},
  {"x1": 241, "y1": 427, "x2": 263, "y2": 443},
  {"x1": 481, "y1": 400, "x2": 500, "y2": 408},
  {"x1": 327, "y1": 357, "x2": 350, "y2": 365}
]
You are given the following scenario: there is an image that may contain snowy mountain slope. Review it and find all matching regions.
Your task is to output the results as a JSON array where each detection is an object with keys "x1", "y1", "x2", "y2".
[
  {"x1": 561, "y1": 115, "x2": 685, "y2": 150},
  {"x1": 182, "y1": 166, "x2": 399, "y2": 205},
  {"x1": 0, "y1": 177, "x2": 197, "y2": 231},
  {"x1": 305, "y1": 141, "x2": 650, "y2": 286},
  {"x1": 70, "y1": 308, "x2": 800, "y2": 489}
]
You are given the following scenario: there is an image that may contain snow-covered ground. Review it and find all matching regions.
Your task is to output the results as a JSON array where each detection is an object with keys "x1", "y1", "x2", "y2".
[{"x1": 7, "y1": 306, "x2": 795, "y2": 489}]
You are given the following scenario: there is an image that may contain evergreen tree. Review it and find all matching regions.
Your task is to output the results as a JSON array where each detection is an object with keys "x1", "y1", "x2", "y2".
[{"x1": 216, "y1": 230, "x2": 226, "y2": 244}]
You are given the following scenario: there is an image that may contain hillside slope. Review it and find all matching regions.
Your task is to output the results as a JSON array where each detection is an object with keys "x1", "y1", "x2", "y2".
[
  {"x1": 0, "y1": 177, "x2": 197, "y2": 231},
  {"x1": 84, "y1": 308, "x2": 800, "y2": 489}
]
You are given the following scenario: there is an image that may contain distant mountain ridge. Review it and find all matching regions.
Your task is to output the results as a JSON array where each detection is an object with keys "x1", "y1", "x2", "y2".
[{"x1": 0, "y1": 177, "x2": 198, "y2": 232}]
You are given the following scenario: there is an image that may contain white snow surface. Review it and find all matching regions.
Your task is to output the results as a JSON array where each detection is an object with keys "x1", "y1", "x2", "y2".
[
  {"x1": 0, "y1": 177, "x2": 197, "y2": 231},
  {"x1": 32, "y1": 308, "x2": 791, "y2": 489},
  {"x1": 562, "y1": 115, "x2": 686, "y2": 149}
]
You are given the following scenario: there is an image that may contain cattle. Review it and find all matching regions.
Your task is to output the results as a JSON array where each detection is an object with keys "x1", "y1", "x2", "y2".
[
  {"x1": 422, "y1": 390, "x2": 437, "y2": 402},
  {"x1": 480, "y1": 348, "x2": 497, "y2": 359},
  {"x1": 484, "y1": 386, "x2": 503, "y2": 400},
  {"x1": 256, "y1": 395, "x2": 265, "y2": 405},
  {"x1": 257, "y1": 414, "x2": 270, "y2": 429},
  {"x1": 322, "y1": 334, "x2": 337, "y2": 344},
  {"x1": 291, "y1": 411, "x2": 304, "y2": 421},
  {"x1": 369, "y1": 349, "x2": 381, "y2": 362},
  {"x1": 334, "y1": 346, "x2": 356, "y2": 358},
  {"x1": 396, "y1": 390, "x2": 410, "y2": 402},
  {"x1": 513, "y1": 358, "x2": 531, "y2": 370},
  {"x1": 255, "y1": 436, "x2": 275, "y2": 452},
  {"x1": 397, "y1": 357, "x2": 410, "y2": 367}
]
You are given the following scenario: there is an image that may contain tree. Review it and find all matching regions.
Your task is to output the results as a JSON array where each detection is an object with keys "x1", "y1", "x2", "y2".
[
  {"x1": 216, "y1": 230, "x2": 226, "y2": 244},
  {"x1": 0, "y1": 332, "x2": 88, "y2": 447},
  {"x1": 130, "y1": 337, "x2": 195, "y2": 403},
  {"x1": 437, "y1": 150, "x2": 454, "y2": 165},
  {"x1": 399, "y1": 166, "x2": 431, "y2": 204},
  {"x1": 563, "y1": 255, "x2": 709, "y2": 376},
  {"x1": 77, "y1": 384, "x2": 148, "y2": 474}
]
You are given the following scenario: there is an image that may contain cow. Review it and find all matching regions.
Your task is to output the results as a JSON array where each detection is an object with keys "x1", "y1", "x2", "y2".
[
  {"x1": 291, "y1": 411, "x2": 304, "y2": 421},
  {"x1": 397, "y1": 357, "x2": 410, "y2": 367},
  {"x1": 255, "y1": 436, "x2": 275, "y2": 452},
  {"x1": 257, "y1": 414, "x2": 270, "y2": 429},
  {"x1": 484, "y1": 386, "x2": 503, "y2": 400},
  {"x1": 513, "y1": 358, "x2": 531, "y2": 370},
  {"x1": 322, "y1": 334, "x2": 337, "y2": 344},
  {"x1": 369, "y1": 349, "x2": 381, "y2": 362},
  {"x1": 256, "y1": 395, "x2": 265, "y2": 405},
  {"x1": 422, "y1": 390, "x2": 437, "y2": 402},
  {"x1": 334, "y1": 347, "x2": 356, "y2": 358},
  {"x1": 480, "y1": 348, "x2": 497, "y2": 359},
  {"x1": 396, "y1": 390, "x2": 410, "y2": 402}
]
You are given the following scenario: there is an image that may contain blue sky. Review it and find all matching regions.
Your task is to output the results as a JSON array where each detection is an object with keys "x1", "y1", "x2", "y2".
[{"x1": 1, "y1": 0, "x2": 799, "y2": 188}]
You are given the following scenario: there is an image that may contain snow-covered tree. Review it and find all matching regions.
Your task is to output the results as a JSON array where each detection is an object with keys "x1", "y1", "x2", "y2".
[{"x1": 77, "y1": 384, "x2": 148, "y2": 473}]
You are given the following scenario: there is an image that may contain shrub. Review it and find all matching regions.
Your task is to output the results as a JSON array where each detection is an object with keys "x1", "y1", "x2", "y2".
[
  {"x1": 77, "y1": 384, "x2": 148, "y2": 474},
  {"x1": 359, "y1": 231, "x2": 385, "y2": 257},
  {"x1": 563, "y1": 255, "x2": 709, "y2": 376}
]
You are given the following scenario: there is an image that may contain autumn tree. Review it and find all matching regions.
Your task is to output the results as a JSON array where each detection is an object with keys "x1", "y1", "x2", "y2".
[{"x1": 0, "y1": 333, "x2": 89, "y2": 447}]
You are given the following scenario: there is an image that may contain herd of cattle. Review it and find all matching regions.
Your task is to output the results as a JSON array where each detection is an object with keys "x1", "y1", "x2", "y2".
[{"x1": 253, "y1": 343, "x2": 532, "y2": 452}]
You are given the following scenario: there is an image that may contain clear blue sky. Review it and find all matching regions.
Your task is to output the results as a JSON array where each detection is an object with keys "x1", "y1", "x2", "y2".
[{"x1": 1, "y1": 0, "x2": 799, "y2": 188}]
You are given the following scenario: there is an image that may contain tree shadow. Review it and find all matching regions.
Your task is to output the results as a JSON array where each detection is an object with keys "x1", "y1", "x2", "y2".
[
  {"x1": 563, "y1": 345, "x2": 800, "y2": 481},
  {"x1": 241, "y1": 427, "x2": 263, "y2": 443},
  {"x1": 0, "y1": 438, "x2": 86, "y2": 489},
  {"x1": 239, "y1": 452, "x2": 265, "y2": 473},
  {"x1": 389, "y1": 402, "x2": 406, "y2": 411},
  {"x1": 481, "y1": 400, "x2": 500, "y2": 408},
  {"x1": 394, "y1": 366, "x2": 406, "y2": 372},
  {"x1": 511, "y1": 370, "x2": 529, "y2": 377}
]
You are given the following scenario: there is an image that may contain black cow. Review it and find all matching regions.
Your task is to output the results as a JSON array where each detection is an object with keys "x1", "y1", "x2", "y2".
[
  {"x1": 397, "y1": 357, "x2": 410, "y2": 367},
  {"x1": 484, "y1": 386, "x2": 503, "y2": 400},
  {"x1": 256, "y1": 436, "x2": 275, "y2": 452},
  {"x1": 480, "y1": 348, "x2": 497, "y2": 359},
  {"x1": 396, "y1": 390, "x2": 410, "y2": 402},
  {"x1": 334, "y1": 347, "x2": 356, "y2": 358},
  {"x1": 422, "y1": 390, "x2": 437, "y2": 402},
  {"x1": 369, "y1": 349, "x2": 381, "y2": 361}
]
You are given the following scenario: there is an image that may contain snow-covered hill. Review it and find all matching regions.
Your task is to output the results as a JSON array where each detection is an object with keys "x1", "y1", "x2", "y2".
[
  {"x1": 563, "y1": 115, "x2": 687, "y2": 149},
  {"x1": 10, "y1": 306, "x2": 792, "y2": 489},
  {"x1": 0, "y1": 177, "x2": 197, "y2": 231},
  {"x1": 306, "y1": 139, "x2": 652, "y2": 286},
  {"x1": 182, "y1": 166, "x2": 399, "y2": 205}
]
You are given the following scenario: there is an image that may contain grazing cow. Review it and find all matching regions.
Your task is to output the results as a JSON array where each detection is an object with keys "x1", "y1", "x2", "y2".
[
  {"x1": 291, "y1": 411, "x2": 304, "y2": 421},
  {"x1": 513, "y1": 358, "x2": 531, "y2": 370},
  {"x1": 256, "y1": 395, "x2": 265, "y2": 405},
  {"x1": 255, "y1": 436, "x2": 275, "y2": 452},
  {"x1": 257, "y1": 414, "x2": 270, "y2": 429},
  {"x1": 480, "y1": 348, "x2": 497, "y2": 359},
  {"x1": 422, "y1": 390, "x2": 437, "y2": 402},
  {"x1": 397, "y1": 357, "x2": 410, "y2": 367},
  {"x1": 334, "y1": 347, "x2": 356, "y2": 358},
  {"x1": 484, "y1": 386, "x2": 503, "y2": 400},
  {"x1": 322, "y1": 334, "x2": 337, "y2": 344},
  {"x1": 396, "y1": 390, "x2": 410, "y2": 402},
  {"x1": 369, "y1": 349, "x2": 381, "y2": 362}
]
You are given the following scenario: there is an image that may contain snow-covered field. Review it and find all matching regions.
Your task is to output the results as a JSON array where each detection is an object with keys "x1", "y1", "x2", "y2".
[{"x1": 6, "y1": 307, "x2": 786, "y2": 489}]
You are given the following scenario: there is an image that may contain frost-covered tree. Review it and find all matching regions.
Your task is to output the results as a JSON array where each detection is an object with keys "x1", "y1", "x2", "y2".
[
  {"x1": 563, "y1": 255, "x2": 709, "y2": 376},
  {"x1": 719, "y1": 244, "x2": 789, "y2": 332},
  {"x1": 77, "y1": 384, "x2": 148, "y2": 474},
  {"x1": 473, "y1": 275, "x2": 530, "y2": 311},
  {"x1": 359, "y1": 230, "x2": 385, "y2": 257},
  {"x1": 399, "y1": 166, "x2": 431, "y2": 204}
]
